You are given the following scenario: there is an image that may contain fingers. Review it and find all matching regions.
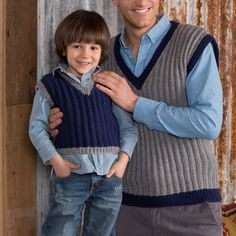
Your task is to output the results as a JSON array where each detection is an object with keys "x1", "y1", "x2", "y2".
[
  {"x1": 106, "y1": 167, "x2": 116, "y2": 178},
  {"x1": 49, "y1": 129, "x2": 59, "y2": 138},
  {"x1": 50, "y1": 107, "x2": 62, "y2": 116},
  {"x1": 49, "y1": 118, "x2": 62, "y2": 130},
  {"x1": 70, "y1": 163, "x2": 80, "y2": 170},
  {"x1": 95, "y1": 83, "x2": 114, "y2": 97},
  {"x1": 93, "y1": 71, "x2": 122, "y2": 89},
  {"x1": 97, "y1": 70, "x2": 121, "y2": 80},
  {"x1": 65, "y1": 160, "x2": 80, "y2": 170},
  {"x1": 49, "y1": 108, "x2": 63, "y2": 123}
]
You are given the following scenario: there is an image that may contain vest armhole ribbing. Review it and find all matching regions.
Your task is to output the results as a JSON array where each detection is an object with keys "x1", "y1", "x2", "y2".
[
  {"x1": 187, "y1": 34, "x2": 219, "y2": 75},
  {"x1": 36, "y1": 79, "x2": 54, "y2": 107}
]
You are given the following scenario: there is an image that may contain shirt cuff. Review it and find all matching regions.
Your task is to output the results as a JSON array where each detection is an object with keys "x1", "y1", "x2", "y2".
[
  {"x1": 37, "y1": 141, "x2": 59, "y2": 164},
  {"x1": 119, "y1": 140, "x2": 137, "y2": 159},
  {"x1": 133, "y1": 97, "x2": 158, "y2": 127}
]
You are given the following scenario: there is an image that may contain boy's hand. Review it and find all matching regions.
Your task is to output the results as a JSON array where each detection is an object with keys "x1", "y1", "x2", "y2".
[
  {"x1": 106, "y1": 152, "x2": 129, "y2": 178},
  {"x1": 48, "y1": 107, "x2": 63, "y2": 138},
  {"x1": 49, "y1": 155, "x2": 80, "y2": 178}
]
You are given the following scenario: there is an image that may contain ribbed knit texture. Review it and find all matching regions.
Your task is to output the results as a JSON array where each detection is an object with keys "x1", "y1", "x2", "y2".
[
  {"x1": 37, "y1": 71, "x2": 120, "y2": 154},
  {"x1": 102, "y1": 21, "x2": 221, "y2": 207}
]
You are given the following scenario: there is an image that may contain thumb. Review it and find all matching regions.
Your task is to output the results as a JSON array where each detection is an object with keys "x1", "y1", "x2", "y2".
[
  {"x1": 70, "y1": 163, "x2": 80, "y2": 170},
  {"x1": 106, "y1": 168, "x2": 115, "y2": 178}
]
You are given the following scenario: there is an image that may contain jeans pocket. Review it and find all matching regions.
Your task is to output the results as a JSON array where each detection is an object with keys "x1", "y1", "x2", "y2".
[
  {"x1": 205, "y1": 202, "x2": 223, "y2": 228},
  {"x1": 112, "y1": 174, "x2": 123, "y2": 180},
  {"x1": 50, "y1": 171, "x2": 73, "y2": 183},
  {"x1": 56, "y1": 173, "x2": 73, "y2": 182}
]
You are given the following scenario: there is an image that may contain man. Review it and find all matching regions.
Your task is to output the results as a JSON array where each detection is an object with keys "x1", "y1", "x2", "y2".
[{"x1": 49, "y1": 0, "x2": 223, "y2": 235}]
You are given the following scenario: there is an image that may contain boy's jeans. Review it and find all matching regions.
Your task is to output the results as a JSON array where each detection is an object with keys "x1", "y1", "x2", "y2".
[{"x1": 42, "y1": 172, "x2": 122, "y2": 236}]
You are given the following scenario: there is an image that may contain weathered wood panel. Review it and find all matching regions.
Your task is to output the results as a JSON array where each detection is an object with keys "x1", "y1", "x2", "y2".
[
  {"x1": 0, "y1": 0, "x2": 6, "y2": 234},
  {"x1": 6, "y1": 105, "x2": 36, "y2": 236},
  {"x1": 2, "y1": 0, "x2": 37, "y2": 235},
  {"x1": 37, "y1": 0, "x2": 236, "y2": 234}
]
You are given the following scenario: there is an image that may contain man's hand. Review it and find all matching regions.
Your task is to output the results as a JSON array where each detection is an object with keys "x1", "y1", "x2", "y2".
[
  {"x1": 106, "y1": 152, "x2": 129, "y2": 178},
  {"x1": 49, "y1": 107, "x2": 63, "y2": 138},
  {"x1": 93, "y1": 71, "x2": 138, "y2": 112},
  {"x1": 49, "y1": 155, "x2": 80, "y2": 178}
]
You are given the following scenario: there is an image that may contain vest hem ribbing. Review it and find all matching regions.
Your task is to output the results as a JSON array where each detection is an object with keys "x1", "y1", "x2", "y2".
[
  {"x1": 58, "y1": 146, "x2": 120, "y2": 155},
  {"x1": 122, "y1": 189, "x2": 221, "y2": 208}
]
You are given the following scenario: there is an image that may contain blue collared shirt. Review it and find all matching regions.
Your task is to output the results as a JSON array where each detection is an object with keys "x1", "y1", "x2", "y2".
[
  {"x1": 120, "y1": 15, "x2": 223, "y2": 139},
  {"x1": 29, "y1": 64, "x2": 138, "y2": 175}
]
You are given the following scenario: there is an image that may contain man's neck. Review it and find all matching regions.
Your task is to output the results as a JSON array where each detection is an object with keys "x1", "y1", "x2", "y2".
[{"x1": 123, "y1": 19, "x2": 158, "y2": 60}]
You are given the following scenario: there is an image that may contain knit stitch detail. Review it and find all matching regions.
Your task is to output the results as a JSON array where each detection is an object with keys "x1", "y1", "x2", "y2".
[
  {"x1": 187, "y1": 34, "x2": 219, "y2": 74},
  {"x1": 114, "y1": 21, "x2": 179, "y2": 89},
  {"x1": 57, "y1": 70, "x2": 94, "y2": 95},
  {"x1": 58, "y1": 146, "x2": 120, "y2": 155},
  {"x1": 38, "y1": 72, "x2": 120, "y2": 152},
  {"x1": 36, "y1": 81, "x2": 54, "y2": 107}
]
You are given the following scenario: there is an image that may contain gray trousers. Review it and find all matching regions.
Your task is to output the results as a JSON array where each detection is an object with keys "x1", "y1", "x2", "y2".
[{"x1": 116, "y1": 202, "x2": 223, "y2": 236}]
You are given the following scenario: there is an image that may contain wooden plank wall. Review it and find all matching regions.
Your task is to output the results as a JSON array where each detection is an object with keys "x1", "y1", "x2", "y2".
[
  {"x1": 0, "y1": 0, "x2": 37, "y2": 235},
  {"x1": 0, "y1": 0, "x2": 6, "y2": 234}
]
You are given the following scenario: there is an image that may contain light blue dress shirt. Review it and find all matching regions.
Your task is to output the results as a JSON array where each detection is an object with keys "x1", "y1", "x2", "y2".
[
  {"x1": 29, "y1": 65, "x2": 138, "y2": 175},
  {"x1": 120, "y1": 15, "x2": 223, "y2": 139}
]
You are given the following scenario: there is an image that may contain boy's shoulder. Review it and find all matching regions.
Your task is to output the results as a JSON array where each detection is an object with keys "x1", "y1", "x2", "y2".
[
  {"x1": 41, "y1": 72, "x2": 55, "y2": 81},
  {"x1": 40, "y1": 71, "x2": 62, "y2": 85}
]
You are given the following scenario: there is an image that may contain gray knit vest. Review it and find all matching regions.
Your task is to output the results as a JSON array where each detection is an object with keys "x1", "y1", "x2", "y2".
[{"x1": 102, "y1": 21, "x2": 220, "y2": 207}]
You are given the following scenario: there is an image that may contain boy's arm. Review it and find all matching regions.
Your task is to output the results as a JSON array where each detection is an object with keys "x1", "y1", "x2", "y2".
[
  {"x1": 29, "y1": 91, "x2": 59, "y2": 163},
  {"x1": 29, "y1": 91, "x2": 80, "y2": 176},
  {"x1": 106, "y1": 151, "x2": 129, "y2": 178},
  {"x1": 112, "y1": 103, "x2": 138, "y2": 159},
  {"x1": 106, "y1": 104, "x2": 138, "y2": 178}
]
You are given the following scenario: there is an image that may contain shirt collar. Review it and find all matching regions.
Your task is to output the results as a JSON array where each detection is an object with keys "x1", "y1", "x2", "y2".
[
  {"x1": 120, "y1": 14, "x2": 170, "y2": 47},
  {"x1": 53, "y1": 63, "x2": 101, "y2": 82}
]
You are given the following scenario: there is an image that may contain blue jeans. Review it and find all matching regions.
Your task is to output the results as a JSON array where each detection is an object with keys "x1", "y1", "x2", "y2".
[{"x1": 42, "y1": 172, "x2": 122, "y2": 236}]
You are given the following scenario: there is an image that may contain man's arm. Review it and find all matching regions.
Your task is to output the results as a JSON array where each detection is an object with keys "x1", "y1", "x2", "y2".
[{"x1": 93, "y1": 43, "x2": 223, "y2": 139}]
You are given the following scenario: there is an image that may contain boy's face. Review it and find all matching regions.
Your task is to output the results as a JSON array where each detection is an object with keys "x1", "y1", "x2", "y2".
[
  {"x1": 66, "y1": 42, "x2": 102, "y2": 77},
  {"x1": 112, "y1": 0, "x2": 159, "y2": 33}
]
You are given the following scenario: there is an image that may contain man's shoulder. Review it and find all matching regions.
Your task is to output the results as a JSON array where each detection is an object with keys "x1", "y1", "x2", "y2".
[{"x1": 176, "y1": 21, "x2": 210, "y2": 36}]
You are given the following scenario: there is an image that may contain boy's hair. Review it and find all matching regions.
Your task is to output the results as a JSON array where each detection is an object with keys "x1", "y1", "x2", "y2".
[{"x1": 54, "y1": 9, "x2": 110, "y2": 64}]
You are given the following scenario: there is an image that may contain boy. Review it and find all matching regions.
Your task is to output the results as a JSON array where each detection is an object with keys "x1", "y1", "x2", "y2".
[{"x1": 29, "y1": 9, "x2": 138, "y2": 236}]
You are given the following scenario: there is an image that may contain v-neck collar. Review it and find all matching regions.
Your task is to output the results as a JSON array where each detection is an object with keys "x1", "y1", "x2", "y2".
[{"x1": 114, "y1": 21, "x2": 179, "y2": 89}]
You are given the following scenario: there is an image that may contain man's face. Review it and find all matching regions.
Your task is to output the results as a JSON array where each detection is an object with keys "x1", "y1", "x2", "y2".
[{"x1": 113, "y1": 0, "x2": 159, "y2": 33}]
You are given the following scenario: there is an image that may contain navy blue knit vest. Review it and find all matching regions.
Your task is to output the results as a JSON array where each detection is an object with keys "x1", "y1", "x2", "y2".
[{"x1": 39, "y1": 71, "x2": 120, "y2": 154}]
